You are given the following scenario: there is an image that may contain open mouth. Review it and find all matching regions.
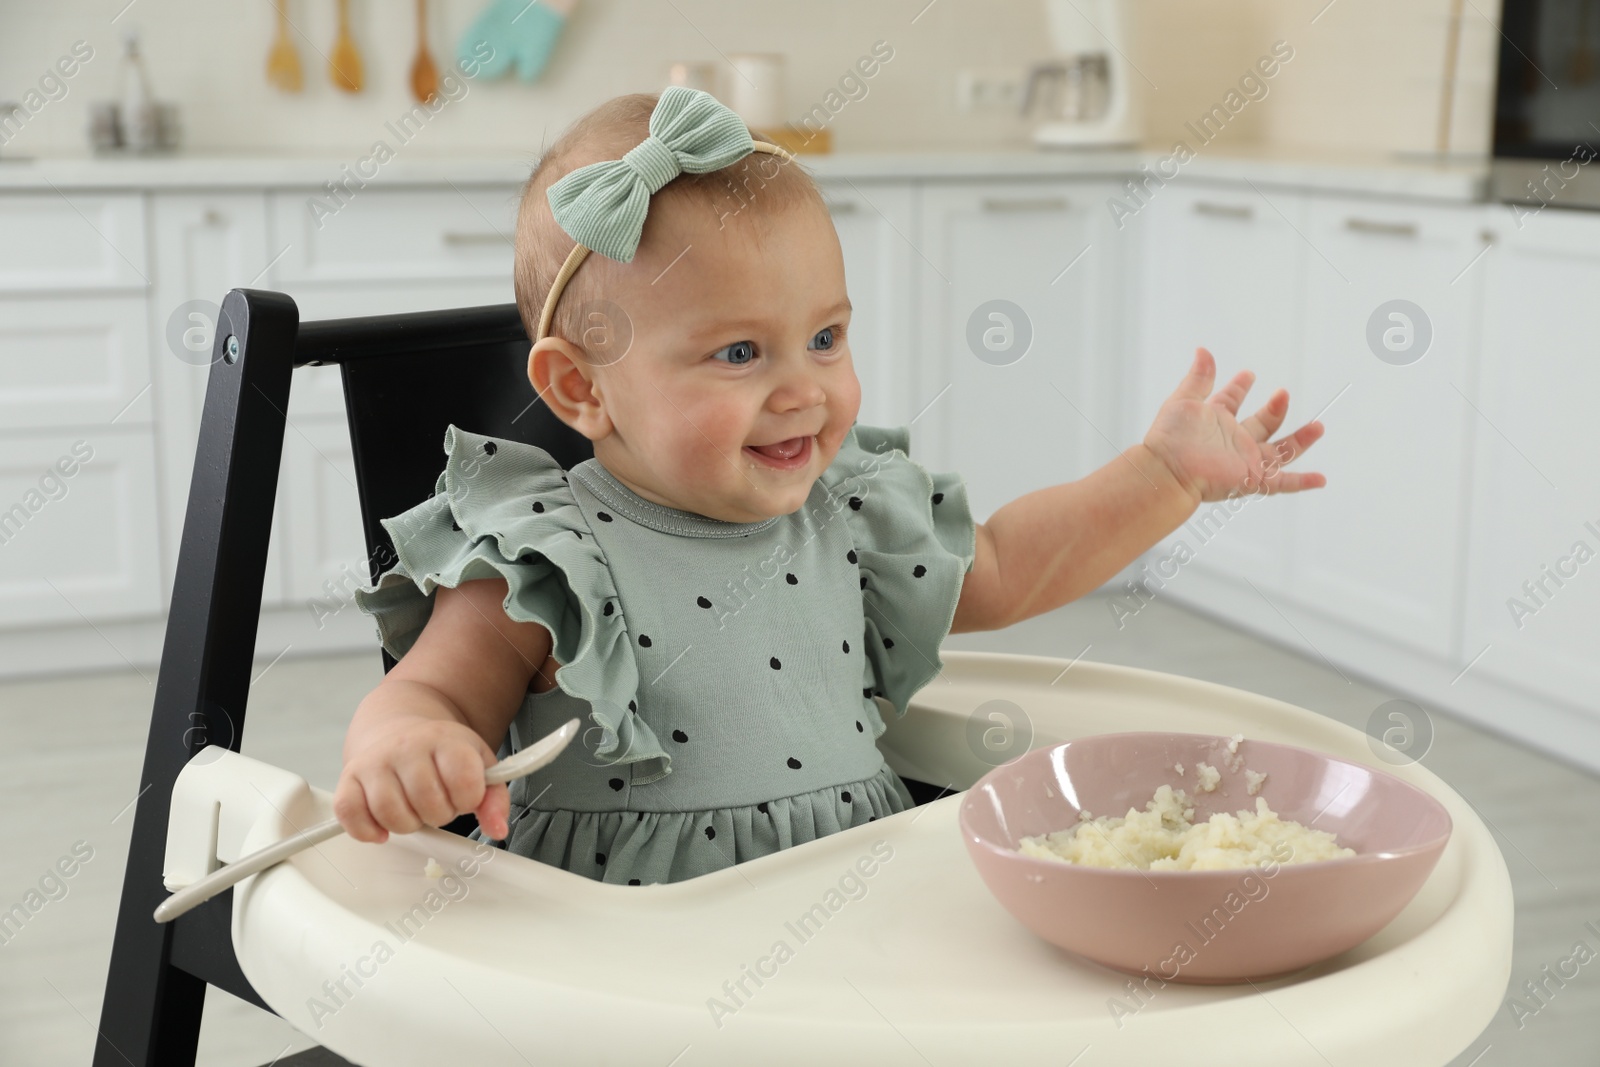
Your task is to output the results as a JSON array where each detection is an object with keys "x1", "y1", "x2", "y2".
[{"x1": 743, "y1": 435, "x2": 813, "y2": 471}]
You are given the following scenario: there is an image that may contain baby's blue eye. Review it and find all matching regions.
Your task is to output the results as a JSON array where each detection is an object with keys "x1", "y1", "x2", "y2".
[
  {"x1": 809, "y1": 327, "x2": 835, "y2": 351},
  {"x1": 711, "y1": 340, "x2": 755, "y2": 365}
]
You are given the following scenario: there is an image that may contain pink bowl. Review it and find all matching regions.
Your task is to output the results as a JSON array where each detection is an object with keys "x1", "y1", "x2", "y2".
[{"x1": 959, "y1": 731, "x2": 1452, "y2": 984}]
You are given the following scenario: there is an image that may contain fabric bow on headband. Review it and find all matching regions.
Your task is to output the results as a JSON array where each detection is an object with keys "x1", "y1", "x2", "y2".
[{"x1": 535, "y1": 86, "x2": 790, "y2": 341}]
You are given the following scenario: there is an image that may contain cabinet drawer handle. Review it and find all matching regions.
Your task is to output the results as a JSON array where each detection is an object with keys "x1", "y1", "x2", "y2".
[
  {"x1": 825, "y1": 200, "x2": 858, "y2": 215},
  {"x1": 442, "y1": 231, "x2": 508, "y2": 246},
  {"x1": 1193, "y1": 201, "x2": 1253, "y2": 219},
  {"x1": 981, "y1": 196, "x2": 1069, "y2": 213},
  {"x1": 1344, "y1": 217, "x2": 1418, "y2": 238}
]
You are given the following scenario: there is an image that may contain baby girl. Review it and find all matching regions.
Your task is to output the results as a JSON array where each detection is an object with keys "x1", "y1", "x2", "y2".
[{"x1": 335, "y1": 87, "x2": 1325, "y2": 886}]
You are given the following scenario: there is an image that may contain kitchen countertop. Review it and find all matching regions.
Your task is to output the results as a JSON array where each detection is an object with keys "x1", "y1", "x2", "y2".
[{"x1": 0, "y1": 146, "x2": 1490, "y2": 202}]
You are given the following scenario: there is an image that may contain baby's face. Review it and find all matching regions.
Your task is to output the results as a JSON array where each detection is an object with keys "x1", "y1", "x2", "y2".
[{"x1": 573, "y1": 195, "x2": 861, "y2": 523}]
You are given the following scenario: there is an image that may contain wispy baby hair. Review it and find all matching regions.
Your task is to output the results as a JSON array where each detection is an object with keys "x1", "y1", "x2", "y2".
[{"x1": 513, "y1": 92, "x2": 827, "y2": 358}]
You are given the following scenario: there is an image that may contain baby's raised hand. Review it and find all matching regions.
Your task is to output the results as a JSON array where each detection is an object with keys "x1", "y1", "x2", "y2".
[
  {"x1": 1142, "y1": 348, "x2": 1326, "y2": 503},
  {"x1": 333, "y1": 717, "x2": 511, "y2": 844}
]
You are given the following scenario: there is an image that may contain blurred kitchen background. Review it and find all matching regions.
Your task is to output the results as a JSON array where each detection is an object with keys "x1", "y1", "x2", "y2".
[
  {"x1": 0, "y1": 1, "x2": 1507, "y2": 156},
  {"x1": 2, "y1": 0, "x2": 1597, "y2": 1064}
]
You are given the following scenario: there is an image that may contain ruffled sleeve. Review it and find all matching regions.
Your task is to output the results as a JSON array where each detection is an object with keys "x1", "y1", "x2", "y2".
[
  {"x1": 350, "y1": 424, "x2": 670, "y2": 782},
  {"x1": 819, "y1": 423, "x2": 977, "y2": 721}
]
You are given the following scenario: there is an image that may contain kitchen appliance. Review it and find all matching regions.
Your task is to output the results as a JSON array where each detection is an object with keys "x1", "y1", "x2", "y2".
[
  {"x1": 1491, "y1": 0, "x2": 1600, "y2": 209},
  {"x1": 1024, "y1": 0, "x2": 1140, "y2": 148}
]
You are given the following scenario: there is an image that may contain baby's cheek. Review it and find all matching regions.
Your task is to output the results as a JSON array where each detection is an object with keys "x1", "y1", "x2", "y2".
[
  {"x1": 686, "y1": 422, "x2": 745, "y2": 474},
  {"x1": 637, "y1": 437, "x2": 717, "y2": 507}
]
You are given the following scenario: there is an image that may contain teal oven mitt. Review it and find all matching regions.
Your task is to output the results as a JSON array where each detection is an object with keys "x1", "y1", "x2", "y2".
[{"x1": 458, "y1": 0, "x2": 572, "y2": 83}]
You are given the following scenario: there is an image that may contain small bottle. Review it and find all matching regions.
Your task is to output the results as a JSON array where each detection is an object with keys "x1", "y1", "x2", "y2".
[{"x1": 118, "y1": 28, "x2": 159, "y2": 152}]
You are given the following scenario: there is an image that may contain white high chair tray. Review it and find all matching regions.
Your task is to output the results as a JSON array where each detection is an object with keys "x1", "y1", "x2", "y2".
[{"x1": 225, "y1": 652, "x2": 1511, "y2": 1066}]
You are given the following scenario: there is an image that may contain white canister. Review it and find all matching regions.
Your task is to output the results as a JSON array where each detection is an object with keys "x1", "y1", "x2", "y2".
[
  {"x1": 725, "y1": 53, "x2": 786, "y2": 131},
  {"x1": 666, "y1": 60, "x2": 719, "y2": 95}
]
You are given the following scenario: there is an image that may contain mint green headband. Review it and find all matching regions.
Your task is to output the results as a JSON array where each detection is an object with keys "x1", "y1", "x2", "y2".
[{"x1": 536, "y1": 86, "x2": 791, "y2": 341}]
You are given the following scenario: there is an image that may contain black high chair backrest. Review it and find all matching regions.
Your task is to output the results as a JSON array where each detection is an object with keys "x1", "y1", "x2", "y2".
[{"x1": 94, "y1": 289, "x2": 590, "y2": 1066}]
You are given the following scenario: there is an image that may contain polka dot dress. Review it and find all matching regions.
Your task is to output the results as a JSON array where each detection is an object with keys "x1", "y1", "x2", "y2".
[{"x1": 352, "y1": 423, "x2": 977, "y2": 887}]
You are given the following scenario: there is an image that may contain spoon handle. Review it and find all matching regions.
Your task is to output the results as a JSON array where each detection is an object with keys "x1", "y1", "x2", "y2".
[
  {"x1": 153, "y1": 817, "x2": 343, "y2": 923},
  {"x1": 153, "y1": 718, "x2": 580, "y2": 924}
]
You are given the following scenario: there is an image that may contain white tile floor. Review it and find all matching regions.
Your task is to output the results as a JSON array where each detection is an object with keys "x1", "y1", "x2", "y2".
[{"x1": 2, "y1": 591, "x2": 1594, "y2": 1065}]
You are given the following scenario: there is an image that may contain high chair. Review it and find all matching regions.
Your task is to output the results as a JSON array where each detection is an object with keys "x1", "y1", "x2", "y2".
[{"x1": 96, "y1": 289, "x2": 1513, "y2": 1067}]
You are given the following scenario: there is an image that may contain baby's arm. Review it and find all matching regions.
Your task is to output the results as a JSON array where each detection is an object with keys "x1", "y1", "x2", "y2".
[
  {"x1": 951, "y1": 348, "x2": 1325, "y2": 633},
  {"x1": 334, "y1": 577, "x2": 555, "y2": 844}
]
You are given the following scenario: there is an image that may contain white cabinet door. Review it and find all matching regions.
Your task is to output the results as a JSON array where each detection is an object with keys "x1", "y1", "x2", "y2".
[
  {"x1": 915, "y1": 180, "x2": 1118, "y2": 523},
  {"x1": 281, "y1": 416, "x2": 370, "y2": 637},
  {"x1": 1291, "y1": 196, "x2": 1488, "y2": 659},
  {"x1": 147, "y1": 193, "x2": 289, "y2": 608},
  {"x1": 1129, "y1": 183, "x2": 1309, "y2": 594},
  {"x1": 267, "y1": 185, "x2": 520, "y2": 284},
  {"x1": 813, "y1": 180, "x2": 916, "y2": 430},
  {"x1": 0, "y1": 294, "x2": 154, "y2": 429},
  {"x1": 0, "y1": 192, "x2": 147, "y2": 293},
  {"x1": 1461, "y1": 209, "x2": 1600, "y2": 716},
  {"x1": 0, "y1": 431, "x2": 162, "y2": 626}
]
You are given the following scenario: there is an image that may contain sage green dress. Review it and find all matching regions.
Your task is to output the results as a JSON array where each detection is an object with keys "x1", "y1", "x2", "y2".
[{"x1": 352, "y1": 422, "x2": 976, "y2": 885}]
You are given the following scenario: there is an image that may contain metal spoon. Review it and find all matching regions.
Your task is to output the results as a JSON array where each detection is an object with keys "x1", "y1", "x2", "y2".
[{"x1": 153, "y1": 718, "x2": 580, "y2": 924}]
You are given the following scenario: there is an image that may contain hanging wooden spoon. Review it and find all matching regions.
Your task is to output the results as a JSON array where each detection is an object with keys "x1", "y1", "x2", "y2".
[
  {"x1": 1573, "y1": 0, "x2": 1595, "y2": 86},
  {"x1": 265, "y1": 0, "x2": 303, "y2": 92},
  {"x1": 410, "y1": 0, "x2": 440, "y2": 103},
  {"x1": 329, "y1": 0, "x2": 364, "y2": 93}
]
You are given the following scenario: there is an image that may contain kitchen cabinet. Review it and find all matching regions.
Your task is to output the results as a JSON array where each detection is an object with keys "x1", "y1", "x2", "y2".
[
  {"x1": 280, "y1": 415, "x2": 369, "y2": 642},
  {"x1": 914, "y1": 179, "x2": 1122, "y2": 523},
  {"x1": 1461, "y1": 207, "x2": 1600, "y2": 714},
  {"x1": 1289, "y1": 195, "x2": 1487, "y2": 660},
  {"x1": 1129, "y1": 182, "x2": 1308, "y2": 597},
  {"x1": 0, "y1": 187, "x2": 163, "y2": 636},
  {"x1": 0, "y1": 429, "x2": 163, "y2": 628},
  {"x1": 0, "y1": 191, "x2": 147, "y2": 292},
  {"x1": 267, "y1": 185, "x2": 520, "y2": 284},
  {"x1": 148, "y1": 192, "x2": 286, "y2": 607},
  {"x1": 816, "y1": 180, "x2": 916, "y2": 430},
  {"x1": 0, "y1": 293, "x2": 153, "y2": 429}
]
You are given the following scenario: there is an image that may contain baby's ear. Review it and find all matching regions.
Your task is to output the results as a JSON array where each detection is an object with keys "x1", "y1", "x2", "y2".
[{"x1": 528, "y1": 338, "x2": 610, "y2": 440}]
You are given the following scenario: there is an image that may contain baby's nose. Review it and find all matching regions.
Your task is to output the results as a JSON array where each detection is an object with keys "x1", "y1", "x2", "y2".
[{"x1": 769, "y1": 371, "x2": 827, "y2": 412}]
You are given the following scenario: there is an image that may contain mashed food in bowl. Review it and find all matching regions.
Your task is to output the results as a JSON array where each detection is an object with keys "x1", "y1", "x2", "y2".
[{"x1": 1017, "y1": 785, "x2": 1356, "y2": 871}]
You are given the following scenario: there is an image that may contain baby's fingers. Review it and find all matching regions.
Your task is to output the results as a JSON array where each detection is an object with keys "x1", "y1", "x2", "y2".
[
  {"x1": 1261, "y1": 468, "x2": 1327, "y2": 494},
  {"x1": 396, "y1": 757, "x2": 459, "y2": 827},
  {"x1": 476, "y1": 783, "x2": 510, "y2": 841},
  {"x1": 1169, "y1": 347, "x2": 1217, "y2": 402},
  {"x1": 1269, "y1": 419, "x2": 1325, "y2": 469},
  {"x1": 367, "y1": 767, "x2": 426, "y2": 835},
  {"x1": 1240, "y1": 388, "x2": 1289, "y2": 443},
  {"x1": 434, "y1": 743, "x2": 491, "y2": 818},
  {"x1": 1208, "y1": 369, "x2": 1256, "y2": 417},
  {"x1": 333, "y1": 774, "x2": 390, "y2": 844}
]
